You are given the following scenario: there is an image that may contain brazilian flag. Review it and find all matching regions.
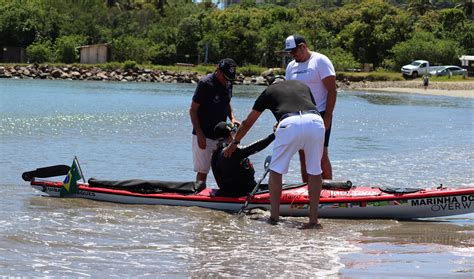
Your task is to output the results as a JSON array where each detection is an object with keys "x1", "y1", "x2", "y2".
[{"x1": 60, "y1": 159, "x2": 81, "y2": 197}]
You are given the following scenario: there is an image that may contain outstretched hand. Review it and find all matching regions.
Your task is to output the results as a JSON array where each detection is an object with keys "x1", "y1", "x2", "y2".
[
  {"x1": 232, "y1": 119, "x2": 241, "y2": 127},
  {"x1": 223, "y1": 143, "x2": 237, "y2": 157}
]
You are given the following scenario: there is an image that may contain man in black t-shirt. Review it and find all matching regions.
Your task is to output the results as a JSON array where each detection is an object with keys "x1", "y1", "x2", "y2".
[
  {"x1": 190, "y1": 58, "x2": 240, "y2": 185},
  {"x1": 224, "y1": 80, "x2": 325, "y2": 229},
  {"x1": 211, "y1": 122, "x2": 275, "y2": 197}
]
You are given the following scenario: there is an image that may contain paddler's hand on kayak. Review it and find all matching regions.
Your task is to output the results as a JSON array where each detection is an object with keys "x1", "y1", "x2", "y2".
[
  {"x1": 196, "y1": 130, "x2": 206, "y2": 149},
  {"x1": 232, "y1": 119, "x2": 241, "y2": 128},
  {"x1": 223, "y1": 142, "x2": 238, "y2": 157}
]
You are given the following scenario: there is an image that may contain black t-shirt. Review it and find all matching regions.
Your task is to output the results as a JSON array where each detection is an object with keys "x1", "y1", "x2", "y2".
[
  {"x1": 252, "y1": 80, "x2": 317, "y2": 120},
  {"x1": 192, "y1": 73, "x2": 232, "y2": 139}
]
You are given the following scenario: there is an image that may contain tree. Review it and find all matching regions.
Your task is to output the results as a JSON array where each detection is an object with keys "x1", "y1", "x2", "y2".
[
  {"x1": 112, "y1": 36, "x2": 153, "y2": 63},
  {"x1": 55, "y1": 35, "x2": 86, "y2": 63},
  {"x1": 0, "y1": 1, "x2": 40, "y2": 47},
  {"x1": 391, "y1": 31, "x2": 464, "y2": 69},
  {"x1": 408, "y1": 0, "x2": 434, "y2": 16},
  {"x1": 176, "y1": 17, "x2": 202, "y2": 63},
  {"x1": 337, "y1": 0, "x2": 410, "y2": 68},
  {"x1": 26, "y1": 40, "x2": 54, "y2": 63}
]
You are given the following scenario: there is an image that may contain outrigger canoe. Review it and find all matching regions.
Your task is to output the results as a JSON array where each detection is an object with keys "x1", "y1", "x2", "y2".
[{"x1": 23, "y1": 165, "x2": 474, "y2": 220}]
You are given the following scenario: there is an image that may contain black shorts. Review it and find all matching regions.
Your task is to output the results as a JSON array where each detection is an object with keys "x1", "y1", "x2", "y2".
[{"x1": 319, "y1": 111, "x2": 331, "y2": 147}]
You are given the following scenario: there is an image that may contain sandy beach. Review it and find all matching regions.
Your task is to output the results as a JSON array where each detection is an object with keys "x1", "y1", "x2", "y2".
[{"x1": 340, "y1": 80, "x2": 474, "y2": 98}]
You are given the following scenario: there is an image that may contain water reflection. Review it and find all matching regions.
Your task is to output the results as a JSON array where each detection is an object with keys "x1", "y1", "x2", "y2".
[
  {"x1": 351, "y1": 91, "x2": 468, "y2": 108},
  {"x1": 359, "y1": 220, "x2": 474, "y2": 247}
]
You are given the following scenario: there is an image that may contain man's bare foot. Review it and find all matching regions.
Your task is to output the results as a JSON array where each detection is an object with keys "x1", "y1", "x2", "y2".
[
  {"x1": 299, "y1": 223, "x2": 323, "y2": 230},
  {"x1": 267, "y1": 217, "x2": 279, "y2": 225}
]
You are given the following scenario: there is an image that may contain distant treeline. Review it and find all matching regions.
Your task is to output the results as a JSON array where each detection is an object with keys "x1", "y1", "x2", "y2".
[{"x1": 0, "y1": 0, "x2": 472, "y2": 70}]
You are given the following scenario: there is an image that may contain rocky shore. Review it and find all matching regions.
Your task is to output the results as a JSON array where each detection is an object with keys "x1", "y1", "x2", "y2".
[
  {"x1": 0, "y1": 64, "x2": 268, "y2": 85},
  {"x1": 1, "y1": 64, "x2": 472, "y2": 97}
]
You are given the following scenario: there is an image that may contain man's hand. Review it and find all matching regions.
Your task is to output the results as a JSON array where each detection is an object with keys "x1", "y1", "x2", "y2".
[
  {"x1": 196, "y1": 130, "x2": 206, "y2": 149},
  {"x1": 223, "y1": 143, "x2": 237, "y2": 157},
  {"x1": 232, "y1": 119, "x2": 241, "y2": 127}
]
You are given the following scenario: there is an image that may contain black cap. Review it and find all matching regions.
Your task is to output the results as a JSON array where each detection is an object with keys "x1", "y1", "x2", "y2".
[
  {"x1": 283, "y1": 35, "x2": 306, "y2": 52},
  {"x1": 218, "y1": 58, "x2": 237, "y2": 81},
  {"x1": 214, "y1": 122, "x2": 233, "y2": 139}
]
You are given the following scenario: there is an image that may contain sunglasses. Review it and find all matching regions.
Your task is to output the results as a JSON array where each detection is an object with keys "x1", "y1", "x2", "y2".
[
  {"x1": 226, "y1": 123, "x2": 238, "y2": 133},
  {"x1": 289, "y1": 43, "x2": 304, "y2": 55}
]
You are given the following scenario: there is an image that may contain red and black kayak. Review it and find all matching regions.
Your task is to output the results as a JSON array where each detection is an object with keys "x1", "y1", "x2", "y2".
[{"x1": 23, "y1": 165, "x2": 474, "y2": 220}]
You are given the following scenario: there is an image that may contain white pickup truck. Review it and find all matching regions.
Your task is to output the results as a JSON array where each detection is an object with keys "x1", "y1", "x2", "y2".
[{"x1": 401, "y1": 60, "x2": 430, "y2": 78}]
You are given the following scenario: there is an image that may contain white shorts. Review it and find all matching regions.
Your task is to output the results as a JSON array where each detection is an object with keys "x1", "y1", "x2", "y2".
[
  {"x1": 270, "y1": 113, "x2": 325, "y2": 175},
  {"x1": 192, "y1": 135, "x2": 219, "y2": 174}
]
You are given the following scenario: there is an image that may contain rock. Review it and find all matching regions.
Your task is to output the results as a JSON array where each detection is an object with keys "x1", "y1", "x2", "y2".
[
  {"x1": 97, "y1": 72, "x2": 108, "y2": 80},
  {"x1": 51, "y1": 69, "x2": 63, "y2": 78}
]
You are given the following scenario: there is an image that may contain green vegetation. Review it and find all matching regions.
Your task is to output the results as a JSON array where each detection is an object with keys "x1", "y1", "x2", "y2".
[
  {"x1": 338, "y1": 71, "x2": 405, "y2": 82},
  {"x1": 428, "y1": 75, "x2": 473, "y2": 82},
  {"x1": 0, "y1": 0, "x2": 472, "y2": 72}
]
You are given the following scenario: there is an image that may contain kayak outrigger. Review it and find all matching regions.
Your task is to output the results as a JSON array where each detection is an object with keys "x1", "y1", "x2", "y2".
[{"x1": 22, "y1": 164, "x2": 474, "y2": 220}]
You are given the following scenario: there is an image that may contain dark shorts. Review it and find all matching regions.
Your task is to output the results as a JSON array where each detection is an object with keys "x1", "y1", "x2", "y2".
[{"x1": 320, "y1": 111, "x2": 331, "y2": 147}]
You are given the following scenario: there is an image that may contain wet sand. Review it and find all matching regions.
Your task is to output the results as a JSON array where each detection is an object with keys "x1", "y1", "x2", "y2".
[{"x1": 340, "y1": 80, "x2": 474, "y2": 98}]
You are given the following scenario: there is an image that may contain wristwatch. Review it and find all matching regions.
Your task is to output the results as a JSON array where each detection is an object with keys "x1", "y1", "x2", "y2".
[{"x1": 232, "y1": 140, "x2": 240, "y2": 145}]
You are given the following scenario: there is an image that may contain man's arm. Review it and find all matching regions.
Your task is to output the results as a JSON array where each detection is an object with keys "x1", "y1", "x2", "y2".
[
  {"x1": 322, "y1": 75, "x2": 337, "y2": 130},
  {"x1": 223, "y1": 110, "x2": 261, "y2": 157},
  {"x1": 239, "y1": 133, "x2": 275, "y2": 158},
  {"x1": 190, "y1": 101, "x2": 206, "y2": 149},
  {"x1": 228, "y1": 103, "x2": 240, "y2": 126}
]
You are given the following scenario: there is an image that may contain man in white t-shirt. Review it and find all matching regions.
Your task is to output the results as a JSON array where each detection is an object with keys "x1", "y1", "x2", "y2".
[{"x1": 284, "y1": 34, "x2": 337, "y2": 180}]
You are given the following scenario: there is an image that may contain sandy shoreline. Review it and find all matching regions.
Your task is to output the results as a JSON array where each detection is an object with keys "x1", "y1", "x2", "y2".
[{"x1": 340, "y1": 80, "x2": 474, "y2": 98}]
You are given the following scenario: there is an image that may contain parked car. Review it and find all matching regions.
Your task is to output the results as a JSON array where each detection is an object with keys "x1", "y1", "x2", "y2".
[
  {"x1": 429, "y1": 66, "x2": 467, "y2": 77},
  {"x1": 401, "y1": 60, "x2": 430, "y2": 78}
]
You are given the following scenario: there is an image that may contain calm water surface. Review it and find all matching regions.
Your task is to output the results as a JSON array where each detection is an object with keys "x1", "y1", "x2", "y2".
[{"x1": 1, "y1": 79, "x2": 473, "y2": 277}]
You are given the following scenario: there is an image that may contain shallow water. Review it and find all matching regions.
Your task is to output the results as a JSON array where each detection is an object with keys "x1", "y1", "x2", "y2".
[{"x1": 0, "y1": 79, "x2": 473, "y2": 277}]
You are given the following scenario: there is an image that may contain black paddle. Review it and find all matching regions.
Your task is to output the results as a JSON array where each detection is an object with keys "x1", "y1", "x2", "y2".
[{"x1": 238, "y1": 155, "x2": 272, "y2": 215}]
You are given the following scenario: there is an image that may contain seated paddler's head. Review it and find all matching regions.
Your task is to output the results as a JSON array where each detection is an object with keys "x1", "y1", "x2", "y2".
[
  {"x1": 261, "y1": 70, "x2": 285, "y2": 86},
  {"x1": 214, "y1": 122, "x2": 237, "y2": 143}
]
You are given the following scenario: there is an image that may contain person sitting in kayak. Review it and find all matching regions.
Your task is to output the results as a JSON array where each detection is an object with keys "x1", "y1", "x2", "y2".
[{"x1": 211, "y1": 122, "x2": 275, "y2": 197}]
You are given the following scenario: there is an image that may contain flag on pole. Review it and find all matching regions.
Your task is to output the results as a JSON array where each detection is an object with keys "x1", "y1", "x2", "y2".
[{"x1": 60, "y1": 158, "x2": 81, "y2": 197}]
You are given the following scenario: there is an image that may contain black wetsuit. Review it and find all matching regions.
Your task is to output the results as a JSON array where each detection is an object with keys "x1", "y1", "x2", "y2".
[{"x1": 211, "y1": 134, "x2": 275, "y2": 196}]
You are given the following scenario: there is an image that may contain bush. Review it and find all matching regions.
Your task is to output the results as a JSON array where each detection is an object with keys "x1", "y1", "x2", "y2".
[
  {"x1": 123, "y1": 60, "x2": 138, "y2": 71},
  {"x1": 239, "y1": 64, "x2": 267, "y2": 76},
  {"x1": 55, "y1": 35, "x2": 86, "y2": 64},
  {"x1": 149, "y1": 43, "x2": 177, "y2": 65},
  {"x1": 321, "y1": 47, "x2": 359, "y2": 71},
  {"x1": 26, "y1": 41, "x2": 54, "y2": 63},
  {"x1": 100, "y1": 62, "x2": 123, "y2": 71},
  {"x1": 112, "y1": 36, "x2": 154, "y2": 64}
]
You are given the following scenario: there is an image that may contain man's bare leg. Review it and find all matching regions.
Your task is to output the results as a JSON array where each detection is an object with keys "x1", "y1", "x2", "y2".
[
  {"x1": 268, "y1": 170, "x2": 282, "y2": 223},
  {"x1": 321, "y1": 147, "x2": 332, "y2": 180},
  {"x1": 299, "y1": 150, "x2": 308, "y2": 183},
  {"x1": 306, "y1": 174, "x2": 323, "y2": 227},
  {"x1": 196, "y1": 172, "x2": 207, "y2": 183}
]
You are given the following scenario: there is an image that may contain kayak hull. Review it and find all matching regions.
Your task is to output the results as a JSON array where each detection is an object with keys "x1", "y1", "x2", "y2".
[{"x1": 30, "y1": 180, "x2": 474, "y2": 219}]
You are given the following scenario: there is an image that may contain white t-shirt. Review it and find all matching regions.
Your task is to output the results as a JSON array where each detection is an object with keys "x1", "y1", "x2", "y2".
[{"x1": 285, "y1": 51, "x2": 335, "y2": 112}]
